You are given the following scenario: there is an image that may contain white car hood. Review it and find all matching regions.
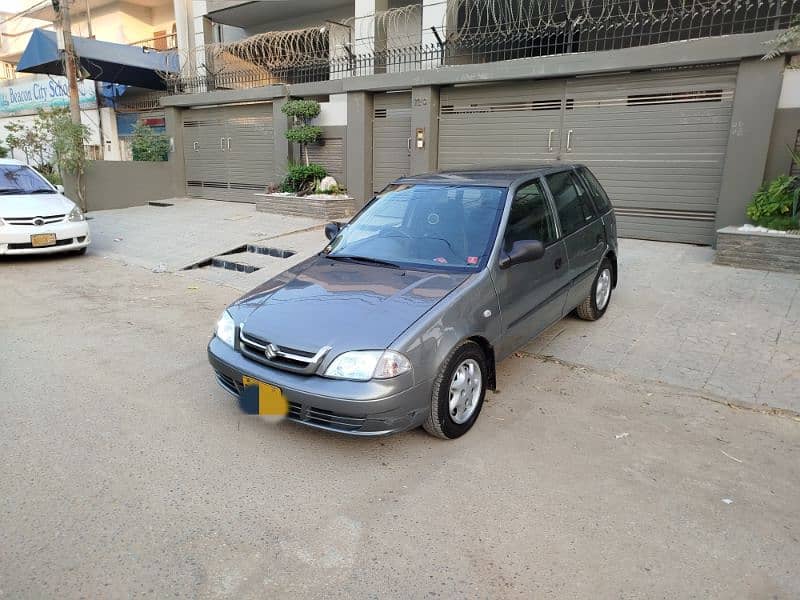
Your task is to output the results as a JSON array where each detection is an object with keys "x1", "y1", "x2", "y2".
[{"x1": 0, "y1": 193, "x2": 76, "y2": 218}]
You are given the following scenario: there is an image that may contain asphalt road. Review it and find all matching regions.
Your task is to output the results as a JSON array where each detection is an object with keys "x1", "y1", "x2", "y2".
[{"x1": 2, "y1": 252, "x2": 799, "y2": 599}]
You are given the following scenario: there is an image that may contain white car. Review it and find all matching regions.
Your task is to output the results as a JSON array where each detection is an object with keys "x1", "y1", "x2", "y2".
[{"x1": 0, "y1": 158, "x2": 90, "y2": 256}]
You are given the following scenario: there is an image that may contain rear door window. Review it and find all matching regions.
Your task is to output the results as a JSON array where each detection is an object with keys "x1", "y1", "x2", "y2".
[
  {"x1": 545, "y1": 170, "x2": 598, "y2": 237},
  {"x1": 577, "y1": 167, "x2": 612, "y2": 214}
]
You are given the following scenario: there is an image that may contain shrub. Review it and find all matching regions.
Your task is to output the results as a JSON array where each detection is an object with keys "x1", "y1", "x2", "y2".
[
  {"x1": 746, "y1": 175, "x2": 800, "y2": 230},
  {"x1": 280, "y1": 163, "x2": 327, "y2": 195},
  {"x1": 131, "y1": 123, "x2": 170, "y2": 161},
  {"x1": 282, "y1": 98, "x2": 322, "y2": 165},
  {"x1": 0, "y1": 144, "x2": 8, "y2": 158}
]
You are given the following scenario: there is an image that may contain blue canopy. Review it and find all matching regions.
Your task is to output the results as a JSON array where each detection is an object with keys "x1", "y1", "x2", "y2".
[{"x1": 17, "y1": 29, "x2": 179, "y2": 90}]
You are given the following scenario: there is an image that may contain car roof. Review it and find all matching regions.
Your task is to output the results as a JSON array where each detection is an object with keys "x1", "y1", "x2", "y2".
[{"x1": 395, "y1": 163, "x2": 583, "y2": 188}]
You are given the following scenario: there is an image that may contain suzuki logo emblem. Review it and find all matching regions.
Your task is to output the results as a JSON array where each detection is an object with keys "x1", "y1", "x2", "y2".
[
  {"x1": 264, "y1": 343, "x2": 279, "y2": 360},
  {"x1": 33, "y1": 217, "x2": 45, "y2": 226}
]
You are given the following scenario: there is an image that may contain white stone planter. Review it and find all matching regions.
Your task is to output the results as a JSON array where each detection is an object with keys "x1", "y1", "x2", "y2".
[
  {"x1": 255, "y1": 193, "x2": 356, "y2": 220},
  {"x1": 715, "y1": 226, "x2": 800, "y2": 273}
]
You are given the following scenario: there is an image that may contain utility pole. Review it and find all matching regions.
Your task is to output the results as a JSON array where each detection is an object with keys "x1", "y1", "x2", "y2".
[{"x1": 54, "y1": 0, "x2": 82, "y2": 125}]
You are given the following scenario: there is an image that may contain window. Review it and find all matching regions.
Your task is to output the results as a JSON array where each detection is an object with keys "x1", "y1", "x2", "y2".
[
  {"x1": 546, "y1": 171, "x2": 597, "y2": 236},
  {"x1": 577, "y1": 167, "x2": 611, "y2": 214},
  {"x1": 326, "y1": 184, "x2": 506, "y2": 271},
  {"x1": 503, "y1": 179, "x2": 557, "y2": 250}
]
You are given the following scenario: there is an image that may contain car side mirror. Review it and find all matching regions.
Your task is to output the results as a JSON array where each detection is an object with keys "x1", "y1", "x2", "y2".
[
  {"x1": 498, "y1": 240, "x2": 545, "y2": 269},
  {"x1": 324, "y1": 222, "x2": 341, "y2": 241},
  {"x1": 55, "y1": 184, "x2": 65, "y2": 193}
]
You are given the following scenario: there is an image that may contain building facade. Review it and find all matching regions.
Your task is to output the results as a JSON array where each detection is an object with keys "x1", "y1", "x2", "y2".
[
  {"x1": 161, "y1": 0, "x2": 799, "y2": 245},
  {"x1": 0, "y1": 0, "x2": 176, "y2": 164}
]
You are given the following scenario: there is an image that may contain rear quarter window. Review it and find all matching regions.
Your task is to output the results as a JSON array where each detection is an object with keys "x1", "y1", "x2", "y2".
[{"x1": 578, "y1": 167, "x2": 612, "y2": 214}]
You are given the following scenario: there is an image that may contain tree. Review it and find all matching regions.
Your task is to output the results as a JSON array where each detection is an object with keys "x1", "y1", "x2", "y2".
[
  {"x1": 4, "y1": 121, "x2": 30, "y2": 164},
  {"x1": 763, "y1": 17, "x2": 800, "y2": 63},
  {"x1": 51, "y1": 112, "x2": 90, "y2": 210},
  {"x1": 130, "y1": 123, "x2": 170, "y2": 161},
  {"x1": 282, "y1": 99, "x2": 322, "y2": 166}
]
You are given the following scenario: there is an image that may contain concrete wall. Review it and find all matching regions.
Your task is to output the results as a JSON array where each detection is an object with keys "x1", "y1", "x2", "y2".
[
  {"x1": 63, "y1": 160, "x2": 180, "y2": 212},
  {"x1": 764, "y1": 108, "x2": 800, "y2": 181}
]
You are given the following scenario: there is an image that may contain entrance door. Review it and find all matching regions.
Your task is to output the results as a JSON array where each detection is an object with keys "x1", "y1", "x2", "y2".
[{"x1": 373, "y1": 92, "x2": 412, "y2": 194}]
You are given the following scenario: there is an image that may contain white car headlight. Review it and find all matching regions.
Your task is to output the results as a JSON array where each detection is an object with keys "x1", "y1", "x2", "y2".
[
  {"x1": 68, "y1": 206, "x2": 85, "y2": 222},
  {"x1": 324, "y1": 350, "x2": 412, "y2": 381},
  {"x1": 214, "y1": 311, "x2": 236, "y2": 347}
]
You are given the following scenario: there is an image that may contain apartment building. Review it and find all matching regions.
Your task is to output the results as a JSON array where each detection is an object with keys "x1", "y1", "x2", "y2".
[{"x1": 0, "y1": 0, "x2": 177, "y2": 162}]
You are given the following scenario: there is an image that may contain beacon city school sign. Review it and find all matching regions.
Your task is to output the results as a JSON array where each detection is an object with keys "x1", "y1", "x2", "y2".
[{"x1": 0, "y1": 75, "x2": 96, "y2": 117}]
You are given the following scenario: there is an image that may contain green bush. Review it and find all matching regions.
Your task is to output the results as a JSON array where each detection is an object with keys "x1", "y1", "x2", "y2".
[
  {"x1": 131, "y1": 123, "x2": 170, "y2": 161},
  {"x1": 0, "y1": 145, "x2": 8, "y2": 158},
  {"x1": 285, "y1": 125, "x2": 323, "y2": 146},
  {"x1": 746, "y1": 175, "x2": 800, "y2": 230},
  {"x1": 281, "y1": 99, "x2": 321, "y2": 121},
  {"x1": 280, "y1": 163, "x2": 327, "y2": 195}
]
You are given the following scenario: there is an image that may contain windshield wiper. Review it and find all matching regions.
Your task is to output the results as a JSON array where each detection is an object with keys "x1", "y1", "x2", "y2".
[
  {"x1": 0, "y1": 189, "x2": 24, "y2": 195},
  {"x1": 327, "y1": 254, "x2": 402, "y2": 269},
  {"x1": 27, "y1": 188, "x2": 57, "y2": 194}
]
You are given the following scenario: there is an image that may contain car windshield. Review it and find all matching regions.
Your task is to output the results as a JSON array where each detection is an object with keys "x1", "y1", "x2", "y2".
[
  {"x1": 325, "y1": 183, "x2": 507, "y2": 271},
  {"x1": 0, "y1": 164, "x2": 55, "y2": 195}
]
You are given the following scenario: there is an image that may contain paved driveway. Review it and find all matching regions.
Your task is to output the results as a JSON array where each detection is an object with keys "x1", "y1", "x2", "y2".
[
  {"x1": 1, "y1": 253, "x2": 798, "y2": 598},
  {"x1": 526, "y1": 239, "x2": 800, "y2": 414}
]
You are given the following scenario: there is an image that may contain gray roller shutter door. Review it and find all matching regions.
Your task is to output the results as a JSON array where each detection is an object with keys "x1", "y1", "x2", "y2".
[
  {"x1": 373, "y1": 92, "x2": 411, "y2": 193},
  {"x1": 437, "y1": 66, "x2": 736, "y2": 245},
  {"x1": 183, "y1": 103, "x2": 274, "y2": 203},
  {"x1": 438, "y1": 80, "x2": 563, "y2": 169},
  {"x1": 563, "y1": 67, "x2": 736, "y2": 245}
]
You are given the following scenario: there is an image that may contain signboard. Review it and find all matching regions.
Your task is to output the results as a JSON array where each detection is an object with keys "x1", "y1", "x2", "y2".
[{"x1": 0, "y1": 75, "x2": 96, "y2": 117}]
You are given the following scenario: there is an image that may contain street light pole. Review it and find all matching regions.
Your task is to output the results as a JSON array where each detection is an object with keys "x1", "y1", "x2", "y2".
[{"x1": 54, "y1": 0, "x2": 82, "y2": 125}]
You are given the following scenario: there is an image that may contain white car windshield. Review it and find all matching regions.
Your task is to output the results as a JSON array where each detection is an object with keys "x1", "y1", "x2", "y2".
[
  {"x1": 0, "y1": 164, "x2": 56, "y2": 195},
  {"x1": 325, "y1": 183, "x2": 507, "y2": 271}
]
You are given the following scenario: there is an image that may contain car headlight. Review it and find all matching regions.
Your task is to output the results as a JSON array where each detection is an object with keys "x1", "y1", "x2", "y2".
[
  {"x1": 214, "y1": 310, "x2": 236, "y2": 347},
  {"x1": 68, "y1": 206, "x2": 85, "y2": 222},
  {"x1": 324, "y1": 350, "x2": 412, "y2": 381}
]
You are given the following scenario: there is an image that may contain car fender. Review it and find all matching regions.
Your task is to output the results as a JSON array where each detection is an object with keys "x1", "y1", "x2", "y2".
[{"x1": 391, "y1": 271, "x2": 502, "y2": 388}]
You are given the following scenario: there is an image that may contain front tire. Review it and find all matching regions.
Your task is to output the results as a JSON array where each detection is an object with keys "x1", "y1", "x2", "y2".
[
  {"x1": 576, "y1": 258, "x2": 613, "y2": 321},
  {"x1": 423, "y1": 341, "x2": 487, "y2": 439}
]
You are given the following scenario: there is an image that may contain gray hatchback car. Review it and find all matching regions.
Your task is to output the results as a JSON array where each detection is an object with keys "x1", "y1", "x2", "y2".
[{"x1": 208, "y1": 164, "x2": 618, "y2": 439}]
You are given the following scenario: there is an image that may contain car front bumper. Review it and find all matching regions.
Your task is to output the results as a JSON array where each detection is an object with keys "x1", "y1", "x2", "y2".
[
  {"x1": 207, "y1": 336, "x2": 431, "y2": 436},
  {"x1": 0, "y1": 220, "x2": 90, "y2": 255}
]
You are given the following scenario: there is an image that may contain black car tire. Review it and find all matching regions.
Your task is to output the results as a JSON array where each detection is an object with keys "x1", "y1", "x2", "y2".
[
  {"x1": 576, "y1": 257, "x2": 613, "y2": 321},
  {"x1": 423, "y1": 340, "x2": 487, "y2": 440}
]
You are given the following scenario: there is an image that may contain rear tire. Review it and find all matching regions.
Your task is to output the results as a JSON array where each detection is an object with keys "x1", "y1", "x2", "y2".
[
  {"x1": 576, "y1": 258, "x2": 613, "y2": 321},
  {"x1": 423, "y1": 341, "x2": 487, "y2": 440}
]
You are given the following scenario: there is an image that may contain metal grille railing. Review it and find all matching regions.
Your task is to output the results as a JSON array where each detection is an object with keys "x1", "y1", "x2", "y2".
[{"x1": 166, "y1": 0, "x2": 799, "y2": 94}]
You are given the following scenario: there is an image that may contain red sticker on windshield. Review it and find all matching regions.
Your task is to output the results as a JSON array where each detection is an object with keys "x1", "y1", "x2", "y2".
[{"x1": 467, "y1": 256, "x2": 479, "y2": 265}]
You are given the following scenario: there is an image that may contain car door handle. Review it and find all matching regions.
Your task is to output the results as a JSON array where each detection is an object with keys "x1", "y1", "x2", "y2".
[{"x1": 554, "y1": 257, "x2": 563, "y2": 270}]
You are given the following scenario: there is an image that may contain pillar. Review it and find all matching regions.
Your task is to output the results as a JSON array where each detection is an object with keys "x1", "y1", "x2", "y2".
[
  {"x1": 410, "y1": 86, "x2": 440, "y2": 175},
  {"x1": 715, "y1": 57, "x2": 786, "y2": 234},
  {"x1": 346, "y1": 91, "x2": 374, "y2": 206}
]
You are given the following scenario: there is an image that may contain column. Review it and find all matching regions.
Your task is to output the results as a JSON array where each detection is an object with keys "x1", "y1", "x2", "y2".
[
  {"x1": 346, "y1": 91, "x2": 374, "y2": 206},
  {"x1": 410, "y1": 86, "x2": 440, "y2": 175},
  {"x1": 354, "y1": 0, "x2": 389, "y2": 75},
  {"x1": 715, "y1": 57, "x2": 786, "y2": 235}
]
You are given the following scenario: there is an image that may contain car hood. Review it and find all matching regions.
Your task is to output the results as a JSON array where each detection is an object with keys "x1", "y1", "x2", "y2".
[
  {"x1": 232, "y1": 256, "x2": 470, "y2": 352},
  {"x1": 0, "y1": 193, "x2": 75, "y2": 218}
]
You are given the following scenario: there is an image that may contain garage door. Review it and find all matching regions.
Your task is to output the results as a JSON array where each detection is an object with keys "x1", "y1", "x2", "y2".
[
  {"x1": 439, "y1": 80, "x2": 564, "y2": 169},
  {"x1": 373, "y1": 92, "x2": 411, "y2": 193},
  {"x1": 183, "y1": 103, "x2": 274, "y2": 203},
  {"x1": 563, "y1": 67, "x2": 736, "y2": 245},
  {"x1": 437, "y1": 66, "x2": 737, "y2": 245}
]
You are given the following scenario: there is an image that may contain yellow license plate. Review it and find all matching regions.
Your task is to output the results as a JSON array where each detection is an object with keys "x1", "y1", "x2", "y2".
[
  {"x1": 242, "y1": 376, "x2": 288, "y2": 416},
  {"x1": 31, "y1": 233, "x2": 57, "y2": 247}
]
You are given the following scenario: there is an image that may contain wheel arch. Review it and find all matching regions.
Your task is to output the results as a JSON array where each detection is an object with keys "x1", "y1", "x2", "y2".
[
  {"x1": 605, "y1": 249, "x2": 618, "y2": 288},
  {"x1": 467, "y1": 335, "x2": 496, "y2": 391}
]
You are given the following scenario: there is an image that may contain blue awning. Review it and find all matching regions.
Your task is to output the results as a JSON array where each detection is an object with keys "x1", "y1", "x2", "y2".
[{"x1": 17, "y1": 29, "x2": 179, "y2": 90}]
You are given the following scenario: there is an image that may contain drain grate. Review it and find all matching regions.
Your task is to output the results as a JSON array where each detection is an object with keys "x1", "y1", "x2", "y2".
[
  {"x1": 246, "y1": 244, "x2": 296, "y2": 258},
  {"x1": 183, "y1": 243, "x2": 296, "y2": 274}
]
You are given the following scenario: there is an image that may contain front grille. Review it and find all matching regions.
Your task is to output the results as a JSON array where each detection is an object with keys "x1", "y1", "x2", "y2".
[
  {"x1": 238, "y1": 329, "x2": 330, "y2": 374},
  {"x1": 3, "y1": 214, "x2": 66, "y2": 226},
  {"x1": 7, "y1": 238, "x2": 75, "y2": 250},
  {"x1": 213, "y1": 370, "x2": 366, "y2": 433}
]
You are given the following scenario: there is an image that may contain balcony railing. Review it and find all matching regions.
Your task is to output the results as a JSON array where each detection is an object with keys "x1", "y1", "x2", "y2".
[
  {"x1": 165, "y1": 0, "x2": 799, "y2": 95},
  {"x1": 129, "y1": 33, "x2": 177, "y2": 52}
]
